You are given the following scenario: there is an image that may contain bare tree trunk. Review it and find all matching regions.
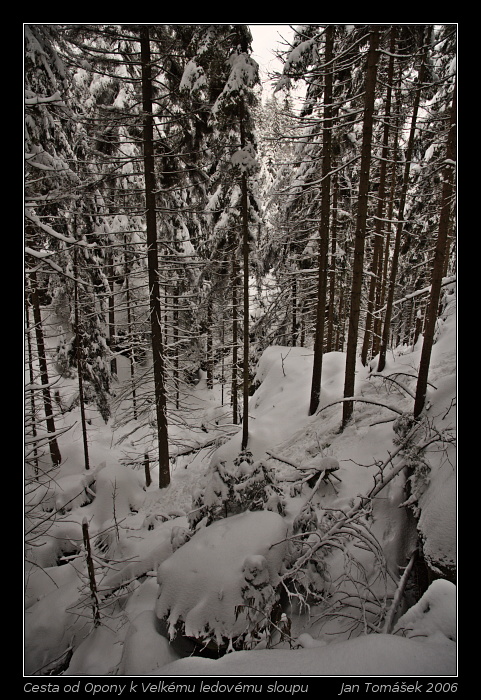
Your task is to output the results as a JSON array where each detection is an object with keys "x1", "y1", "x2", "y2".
[
  {"x1": 82, "y1": 519, "x2": 101, "y2": 626},
  {"x1": 414, "y1": 81, "x2": 456, "y2": 418},
  {"x1": 326, "y1": 170, "x2": 338, "y2": 353},
  {"x1": 240, "y1": 100, "x2": 250, "y2": 451},
  {"x1": 377, "y1": 35, "x2": 428, "y2": 373},
  {"x1": 336, "y1": 277, "x2": 345, "y2": 352},
  {"x1": 221, "y1": 318, "x2": 225, "y2": 406},
  {"x1": 232, "y1": 250, "x2": 239, "y2": 424},
  {"x1": 372, "y1": 144, "x2": 398, "y2": 358},
  {"x1": 28, "y1": 269, "x2": 62, "y2": 466},
  {"x1": 73, "y1": 245, "x2": 90, "y2": 471},
  {"x1": 361, "y1": 26, "x2": 396, "y2": 366},
  {"x1": 173, "y1": 281, "x2": 180, "y2": 409},
  {"x1": 309, "y1": 25, "x2": 334, "y2": 416},
  {"x1": 25, "y1": 297, "x2": 39, "y2": 474},
  {"x1": 206, "y1": 298, "x2": 213, "y2": 389},
  {"x1": 124, "y1": 235, "x2": 137, "y2": 419},
  {"x1": 107, "y1": 249, "x2": 117, "y2": 376},
  {"x1": 140, "y1": 26, "x2": 170, "y2": 488},
  {"x1": 342, "y1": 27, "x2": 380, "y2": 428},
  {"x1": 291, "y1": 276, "x2": 297, "y2": 347},
  {"x1": 144, "y1": 452, "x2": 152, "y2": 488}
]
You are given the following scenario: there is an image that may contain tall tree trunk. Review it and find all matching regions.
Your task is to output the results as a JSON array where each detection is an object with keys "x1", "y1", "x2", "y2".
[
  {"x1": 336, "y1": 282, "x2": 345, "y2": 352},
  {"x1": 240, "y1": 100, "x2": 250, "y2": 451},
  {"x1": 326, "y1": 170, "x2": 339, "y2": 353},
  {"x1": 372, "y1": 136, "x2": 399, "y2": 358},
  {"x1": 73, "y1": 245, "x2": 90, "y2": 471},
  {"x1": 309, "y1": 25, "x2": 334, "y2": 416},
  {"x1": 221, "y1": 317, "x2": 225, "y2": 406},
  {"x1": 124, "y1": 235, "x2": 137, "y2": 419},
  {"x1": 107, "y1": 249, "x2": 117, "y2": 376},
  {"x1": 28, "y1": 269, "x2": 62, "y2": 466},
  {"x1": 414, "y1": 81, "x2": 456, "y2": 418},
  {"x1": 232, "y1": 249, "x2": 239, "y2": 424},
  {"x1": 206, "y1": 298, "x2": 213, "y2": 389},
  {"x1": 377, "y1": 35, "x2": 428, "y2": 373},
  {"x1": 291, "y1": 275, "x2": 298, "y2": 347},
  {"x1": 173, "y1": 281, "x2": 180, "y2": 410},
  {"x1": 361, "y1": 26, "x2": 396, "y2": 366},
  {"x1": 25, "y1": 297, "x2": 39, "y2": 474},
  {"x1": 140, "y1": 26, "x2": 170, "y2": 488},
  {"x1": 82, "y1": 519, "x2": 101, "y2": 626},
  {"x1": 342, "y1": 27, "x2": 380, "y2": 428}
]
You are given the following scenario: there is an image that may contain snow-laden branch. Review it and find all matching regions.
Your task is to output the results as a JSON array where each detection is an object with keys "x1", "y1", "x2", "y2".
[
  {"x1": 373, "y1": 276, "x2": 456, "y2": 317},
  {"x1": 25, "y1": 247, "x2": 75, "y2": 279},
  {"x1": 368, "y1": 373, "x2": 416, "y2": 399},
  {"x1": 25, "y1": 90, "x2": 66, "y2": 106},
  {"x1": 25, "y1": 208, "x2": 89, "y2": 246},
  {"x1": 279, "y1": 420, "x2": 423, "y2": 583},
  {"x1": 316, "y1": 397, "x2": 405, "y2": 417}
]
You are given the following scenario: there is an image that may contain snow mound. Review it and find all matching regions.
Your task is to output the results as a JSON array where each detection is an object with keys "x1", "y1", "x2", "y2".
[
  {"x1": 155, "y1": 631, "x2": 456, "y2": 676},
  {"x1": 394, "y1": 578, "x2": 456, "y2": 642},
  {"x1": 118, "y1": 610, "x2": 180, "y2": 676},
  {"x1": 156, "y1": 510, "x2": 288, "y2": 646},
  {"x1": 91, "y1": 462, "x2": 144, "y2": 528},
  {"x1": 53, "y1": 472, "x2": 96, "y2": 512}
]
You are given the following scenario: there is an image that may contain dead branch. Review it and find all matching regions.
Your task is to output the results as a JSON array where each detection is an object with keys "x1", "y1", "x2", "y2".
[{"x1": 383, "y1": 549, "x2": 418, "y2": 634}]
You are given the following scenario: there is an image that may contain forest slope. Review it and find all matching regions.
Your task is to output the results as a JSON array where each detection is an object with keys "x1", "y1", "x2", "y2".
[{"x1": 24, "y1": 284, "x2": 456, "y2": 677}]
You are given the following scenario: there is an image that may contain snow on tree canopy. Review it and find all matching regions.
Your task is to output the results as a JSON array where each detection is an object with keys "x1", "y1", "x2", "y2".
[
  {"x1": 212, "y1": 52, "x2": 259, "y2": 114},
  {"x1": 231, "y1": 144, "x2": 258, "y2": 173},
  {"x1": 180, "y1": 59, "x2": 207, "y2": 94},
  {"x1": 283, "y1": 38, "x2": 317, "y2": 72},
  {"x1": 155, "y1": 510, "x2": 287, "y2": 646}
]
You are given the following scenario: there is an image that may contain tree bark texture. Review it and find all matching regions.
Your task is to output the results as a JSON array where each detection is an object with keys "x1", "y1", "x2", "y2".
[
  {"x1": 361, "y1": 26, "x2": 397, "y2": 366},
  {"x1": 140, "y1": 26, "x2": 170, "y2": 488},
  {"x1": 414, "y1": 80, "x2": 456, "y2": 418},
  {"x1": 377, "y1": 36, "x2": 428, "y2": 373},
  {"x1": 309, "y1": 25, "x2": 334, "y2": 416},
  {"x1": 240, "y1": 100, "x2": 250, "y2": 450},
  {"x1": 342, "y1": 27, "x2": 380, "y2": 428},
  {"x1": 73, "y1": 244, "x2": 90, "y2": 471},
  {"x1": 29, "y1": 269, "x2": 62, "y2": 466}
]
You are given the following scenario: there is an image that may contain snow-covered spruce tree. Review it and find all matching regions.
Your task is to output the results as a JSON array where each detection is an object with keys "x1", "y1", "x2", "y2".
[
  {"x1": 185, "y1": 26, "x2": 261, "y2": 443},
  {"x1": 360, "y1": 25, "x2": 398, "y2": 366},
  {"x1": 25, "y1": 26, "x2": 112, "y2": 466},
  {"x1": 260, "y1": 25, "x2": 369, "y2": 360},
  {"x1": 238, "y1": 554, "x2": 281, "y2": 649},
  {"x1": 56, "y1": 25, "x2": 219, "y2": 481},
  {"x1": 341, "y1": 26, "x2": 380, "y2": 428},
  {"x1": 308, "y1": 25, "x2": 335, "y2": 415},
  {"x1": 137, "y1": 25, "x2": 171, "y2": 487},
  {"x1": 376, "y1": 27, "x2": 432, "y2": 374},
  {"x1": 26, "y1": 27, "x2": 132, "y2": 462},
  {"x1": 367, "y1": 25, "x2": 457, "y2": 381},
  {"x1": 60, "y1": 27, "x2": 165, "y2": 443},
  {"x1": 25, "y1": 24, "x2": 80, "y2": 469},
  {"x1": 263, "y1": 25, "x2": 456, "y2": 423},
  {"x1": 54, "y1": 216, "x2": 113, "y2": 427},
  {"x1": 253, "y1": 96, "x2": 303, "y2": 353},
  {"x1": 413, "y1": 76, "x2": 456, "y2": 418},
  {"x1": 188, "y1": 449, "x2": 285, "y2": 531}
]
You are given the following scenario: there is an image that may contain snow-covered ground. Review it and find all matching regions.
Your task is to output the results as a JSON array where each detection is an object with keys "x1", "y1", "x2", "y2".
[{"x1": 24, "y1": 285, "x2": 456, "y2": 678}]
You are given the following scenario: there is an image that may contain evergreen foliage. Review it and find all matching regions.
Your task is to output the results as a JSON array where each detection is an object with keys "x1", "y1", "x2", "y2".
[{"x1": 24, "y1": 24, "x2": 456, "y2": 671}]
